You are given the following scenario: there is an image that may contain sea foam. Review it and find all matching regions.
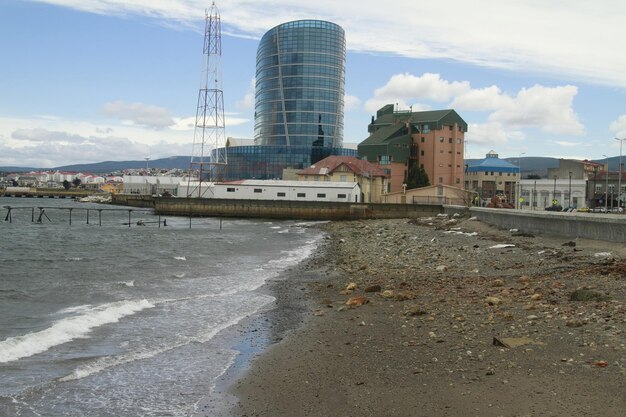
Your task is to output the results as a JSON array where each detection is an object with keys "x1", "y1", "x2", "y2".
[{"x1": 0, "y1": 299, "x2": 154, "y2": 363}]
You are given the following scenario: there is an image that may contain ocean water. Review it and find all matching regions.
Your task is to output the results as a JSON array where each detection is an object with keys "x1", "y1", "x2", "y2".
[{"x1": 0, "y1": 197, "x2": 323, "y2": 416}]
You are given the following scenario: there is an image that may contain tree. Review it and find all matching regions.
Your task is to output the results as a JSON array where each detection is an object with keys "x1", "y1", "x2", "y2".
[
  {"x1": 72, "y1": 178, "x2": 82, "y2": 188},
  {"x1": 406, "y1": 163, "x2": 430, "y2": 190},
  {"x1": 62, "y1": 180, "x2": 71, "y2": 190}
]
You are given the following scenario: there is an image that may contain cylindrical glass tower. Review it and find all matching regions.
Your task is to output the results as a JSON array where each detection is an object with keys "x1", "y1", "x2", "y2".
[{"x1": 254, "y1": 20, "x2": 345, "y2": 148}]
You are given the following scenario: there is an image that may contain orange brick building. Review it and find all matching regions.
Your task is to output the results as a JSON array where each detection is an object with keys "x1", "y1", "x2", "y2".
[{"x1": 357, "y1": 104, "x2": 467, "y2": 193}]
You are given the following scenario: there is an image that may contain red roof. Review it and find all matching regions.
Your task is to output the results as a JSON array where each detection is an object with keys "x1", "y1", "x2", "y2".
[{"x1": 298, "y1": 156, "x2": 388, "y2": 178}]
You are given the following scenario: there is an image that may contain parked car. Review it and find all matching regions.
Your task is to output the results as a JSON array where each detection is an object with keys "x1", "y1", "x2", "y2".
[{"x1": 545, "y1": 205, "x2": 563, "y2": 212}]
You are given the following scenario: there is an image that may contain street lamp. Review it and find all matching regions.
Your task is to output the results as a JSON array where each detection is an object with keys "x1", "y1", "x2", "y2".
[
  {"x1": 568, "y1": 171, "x2": 572, "y2": 208},
  {"x1": 517, "y1": 152, "x2": 525, "y2": 209},
  {"x1": 553, "y1": 175, "x2": 557, "y2": 206},
  {"x1": 603, "y1": 155, "x2": 609, "y2": 212},
  {"x1": 616, "y1": 138, "x2": 625, "y2": 209}
]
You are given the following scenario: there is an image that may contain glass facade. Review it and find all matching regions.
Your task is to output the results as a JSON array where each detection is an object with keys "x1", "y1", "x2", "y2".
[
  {"x1": 212, "y1": 146, "x2": 357, "y2": 181},
  {"x1": 254, "y1": 20, "x2": 346, "y2": 148}
]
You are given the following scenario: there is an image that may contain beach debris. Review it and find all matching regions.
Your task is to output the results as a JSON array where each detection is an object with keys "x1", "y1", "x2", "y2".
[
  {"x1": 569, "y1": 289, "x2": 609, "y2": 302},
  {"x1": 364, "y1": 284, "x2": 382, "y2": 293},
  {"x1": 562, "y1": 241, "x2": 576, "y2": 247},
  {"x1": 345, "y1": 282, "x2": 358, "y2": 291},
  {"x1": 491, "y1": 279, "x2": 504, "y2": 287},
  {"x1": 436, "y1": 265, "x2": 448, "y2": 272},
  {"x1": 594, "y1": 252, "x2": 612, "y2": 258},
  {"x1": 382, "y1": 290, "x2": 394, "y2": 299},
  {"x1": 566, "y1": 319, "x2": 584, "y2": 328},
  {"x1": 489, "y1": 244, "x2": 515, "y2": 249},
  {"x1": 493, "y1": 336, "x2": 543, "y2": 349},
  {"x1": 404, "y1": 305, "x2": 428, "y2": 316},
  {"x1": 484, "y1": 296, "x2": 502, "y2": 306},
  {"x1": 530, "y1": 293, "x2": 542, "y2": 301},
  {"x1": 346, "y1": 296, "x2": 368, "y2": 307},
  {"x1": 593, "y1": 361, "x2": 609, "y2": 368},
  {"x1": 394, "y1": 290, "x2": 416, "y2": 301}
]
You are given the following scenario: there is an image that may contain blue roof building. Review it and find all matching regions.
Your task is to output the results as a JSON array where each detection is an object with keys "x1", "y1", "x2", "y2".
[{"x1": 465, "y1": 151, "x2": 520, "y2": 204}]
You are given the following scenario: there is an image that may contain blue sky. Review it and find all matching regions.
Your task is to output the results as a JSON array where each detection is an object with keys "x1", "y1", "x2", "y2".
[{"x1": 1, "y1": 0, "x2": 625, "y2": 168}]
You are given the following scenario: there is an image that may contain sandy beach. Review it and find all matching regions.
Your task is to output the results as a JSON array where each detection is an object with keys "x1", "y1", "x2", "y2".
[{"x1": 204, "y1": 215, "x2": 626, "y2": 417}]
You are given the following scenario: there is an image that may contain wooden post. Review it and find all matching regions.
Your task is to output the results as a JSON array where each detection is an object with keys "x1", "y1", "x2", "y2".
[
  {"x1": 98, "y1": 210, "x2": 102, "y2": 226},
  {"x1": 86, "y1": 209, "x2": 90, "y2": 225},
  {"x1": 69, "y1": 208, "x2": 72, "y2": 225},
  {"x1": 31, "y1": 207, "x2": 34, "y2": 222},
  {"x1": 128, "y1": 210, "x2": 131, "y2": 227}
]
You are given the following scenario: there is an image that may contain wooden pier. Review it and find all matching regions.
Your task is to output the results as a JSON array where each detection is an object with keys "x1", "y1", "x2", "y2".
[{"x1": 2, "y1": 205, "x2": 163, "y2": 227}]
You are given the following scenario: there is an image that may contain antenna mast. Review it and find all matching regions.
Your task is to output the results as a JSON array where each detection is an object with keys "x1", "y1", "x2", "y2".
[{"x1": 188, "y1": 1, "x2": 227, "y2": 197}]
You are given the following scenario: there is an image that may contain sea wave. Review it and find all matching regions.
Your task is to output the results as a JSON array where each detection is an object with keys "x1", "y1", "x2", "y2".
[
  {"x1": 0, "y1": 299, "x2": 154, "y2": 363},
  {"x1": 59, "y1": 308, "x2": 260, "y2": 382}
]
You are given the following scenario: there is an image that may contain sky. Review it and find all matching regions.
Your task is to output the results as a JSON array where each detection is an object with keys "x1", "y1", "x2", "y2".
[{"x1": 1, "y1": 0, "x2": 626, "y2": 168}]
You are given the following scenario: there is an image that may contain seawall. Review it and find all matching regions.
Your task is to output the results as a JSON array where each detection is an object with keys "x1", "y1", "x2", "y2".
[
  {"x1": 470, "y1": 207, "x2": 626, "y2": 243},
  {"x1": 110, "y1": 194, "x2": 446, "y2": 220}
]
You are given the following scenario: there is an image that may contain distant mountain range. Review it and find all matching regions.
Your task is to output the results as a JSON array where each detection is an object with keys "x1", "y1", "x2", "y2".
[
  {"x1": 0, "y1": 156, "x2": 191, "y2": 174},
  {"x1": 1, "y1": 155, "x2": 622, "y2": 177}
]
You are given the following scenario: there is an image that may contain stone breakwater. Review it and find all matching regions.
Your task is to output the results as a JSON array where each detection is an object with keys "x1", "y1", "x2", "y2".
[{"x1": 231, "y1": 214, "x2": 626, "y2": 416}]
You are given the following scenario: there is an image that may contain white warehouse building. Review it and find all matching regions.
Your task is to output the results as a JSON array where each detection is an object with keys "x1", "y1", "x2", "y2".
[{"x1": 177, "y1": 180, "x2": 361, "y2": 203}]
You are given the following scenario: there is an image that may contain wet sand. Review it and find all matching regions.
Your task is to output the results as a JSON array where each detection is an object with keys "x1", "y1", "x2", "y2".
[{"x1": 205, "y1": 216, "x2": 626, "y2": 416}]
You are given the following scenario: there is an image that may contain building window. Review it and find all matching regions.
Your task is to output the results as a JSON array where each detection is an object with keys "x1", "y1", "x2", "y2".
[
  {"x1": 338, "y1": 193, "x2": 347, "y2": 199},
  {"x1": 317, "y1": 193, "x2": 326, "y2": 198},
  {"x1": 277, "y1": 192, "x2": 286, "y2": 197},
  {"x1": 439, "y1": 163, "x2": 444, "y2": 167},
  {"x1": 439, "y1": 137, "x2": 444, "y2": 143},
  {"x1": 448, "y1": 138, "x2": 452, "y2": 143},
  {"x1": 438, "y1": 177, "x2": 443, "y2": 184},
  {"x1": 421, "y1": 137, "x2": 425, "y2": 143},
  {"x1": 297, "y1": 193, "x2": 306, "y2": 198},
  {"x1": 227, "y1": 187, "x2": 235, "y2": 192},
  {"x1": 340, "y1": 174, "x2": 347, "y2": 182},
  {"x1": 254, "y1": 188, "x2": 263, "y2": 193},
  {"x1": 456, "y1": 178, "x2": 460, "y2": 184},
  {"x1": 456, "y1": 138, "x2": 462, "y2": 144},
  {"x1": 420, "y1": 150, "x2": 424, "y2": 156}
]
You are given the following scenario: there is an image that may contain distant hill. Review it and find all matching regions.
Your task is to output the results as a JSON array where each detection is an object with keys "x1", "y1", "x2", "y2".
[
  {"x1": 0, "y1": 156, "x2": 191, "y2": 174},
  {"x1": 2, "y1": 155, "x2": 623, "y2": 176}
]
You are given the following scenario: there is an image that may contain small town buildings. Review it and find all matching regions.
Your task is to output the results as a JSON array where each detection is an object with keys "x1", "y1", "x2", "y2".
[
  {"x1": 358, "y1": 104, "x2": 467, "y2": 193},
  {"x1": 296, "y1": 156, "x2": 388, "y2": 203},
  {"x1": 465, "y1": 151, "x2": 520, "y2": 206},
  {"x1": 519, "y1": 178, "x2": 587, "y2": 209},
  {"x1": 122, "y1": 175, "x2": 183, "y2": 196},
  {"x1": 382, "y1": 184, "x2": 472, "y2": 205}
]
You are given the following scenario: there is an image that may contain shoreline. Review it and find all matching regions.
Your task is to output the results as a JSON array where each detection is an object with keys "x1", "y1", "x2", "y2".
[
  {"x1": 220, "y1": 216, "x2": 625, "y2": 416},
  {"x1": 194, "y1": 231, "x2": 335, "y2": 416}
]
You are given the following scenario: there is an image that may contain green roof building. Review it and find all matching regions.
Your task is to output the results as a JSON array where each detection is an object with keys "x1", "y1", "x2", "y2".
[{"x1": 358, "y1": 104, "x2": 467, "y2": 193}]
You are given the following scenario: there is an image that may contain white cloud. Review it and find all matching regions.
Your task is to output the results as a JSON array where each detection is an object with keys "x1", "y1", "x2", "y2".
[
  {"x1": 465, "y1": 122, "x2": 520, "y2": 147},
  {"x1": 609, "y1": 115, "x2": 626, "y2": 139},
  {"x1": 236, "y1": 78, "x2": 256, "y2": 110},
  {"x1": 553, "y1": 140, "x2": 582, "y2": 148},
  {"x1": 102, "y1": 100, "x2": 175, "y2": 129},
  {"x1": 365, "y1": 73, "x2": 470, "y2": 113},
  {"x1": 450, "y1": 86, "x2": 509, "y2": 112},
  {"x1": 488, "y1": 85, "x2": 584, "y2": 135},
  {"x1": 30, "y1": 1, "x2": 626, "y2": 88},
  {"x1": 344, "y1": 94, "x2": 361, "y2": 112}
]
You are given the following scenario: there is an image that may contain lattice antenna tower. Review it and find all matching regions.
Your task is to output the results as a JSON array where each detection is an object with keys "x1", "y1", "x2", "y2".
[{"x1": 188, "y1": 1, "x2": 227, "y2": 197}]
